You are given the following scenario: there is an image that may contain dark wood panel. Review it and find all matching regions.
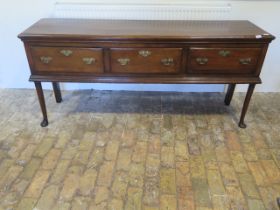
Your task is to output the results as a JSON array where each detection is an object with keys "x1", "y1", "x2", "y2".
[
  {"x1": 18, "y1": 19, "x2": 275, "y2": 42},
  {"x1": 30, "y1": 46, "x2": 104, "y2": 73},
  {"x1": 188, "y1": 47, "x2": 262, "y2": 74},
  {"x1": 110, "y1": 48, "x2": 182, "y2": 74},
  {"x1": 29, "y1": 74, "x2": 262, "y2": 84}
]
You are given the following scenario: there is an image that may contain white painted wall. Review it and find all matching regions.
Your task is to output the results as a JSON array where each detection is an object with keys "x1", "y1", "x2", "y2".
[{"x1": 0, "y1": 0, "x2": 279, "y2": 92}]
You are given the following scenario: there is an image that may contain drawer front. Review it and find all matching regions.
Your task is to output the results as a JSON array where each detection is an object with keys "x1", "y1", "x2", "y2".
[
  {"x1": 189, "y1": 47, "x2": 262, "y2": 74},
  {"x1": 31, "y1": 47, "x2": 104, "y2": 73},
  {"x1": 110, "y1": 48, "x2": 182, "y2": 74}
]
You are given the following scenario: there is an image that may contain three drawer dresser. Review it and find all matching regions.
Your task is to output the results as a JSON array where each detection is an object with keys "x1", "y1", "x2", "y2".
[{"x1": 18, "y1": 19, "x2": 275, "y2": 128}]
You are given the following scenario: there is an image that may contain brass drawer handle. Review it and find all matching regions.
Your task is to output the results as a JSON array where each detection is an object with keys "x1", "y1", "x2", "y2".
[
  {"x1": 83, "y1": 57, "x2": 96, "y2": 65},
  {"x1": 219, "y1": 50, "x2": 231, "y2": 57},
  {"x1": 161, "y1": 58, "x2": 174, "y2": 66},
  {"x1": 240, "y1": 58, "x2": 252, "y2": 65},
  {"x1": 139, "y1": 50, "x2": 152, "y2": 57},
  {"x1": 118, "y1": 58, "x2": 130, "y2": 66},
  {"x1": 60, "y1": 50, "x2": 73, "y2": 57},
  {"x1": 40, "y1": 56, "x2": 52, "y2": 64},
  {"x1": 196, "y1": 57, "x2": 208, "y2": 65}
]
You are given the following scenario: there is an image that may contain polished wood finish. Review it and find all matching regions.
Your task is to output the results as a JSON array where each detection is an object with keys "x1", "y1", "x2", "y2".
[
  {"x1": 31, "y1": 47, "x2": 104, "y2": 73},
  {"x1": 34, "y1": 82, "x2": 48, "y2": 127},
  {"x1": 188, "y1": 47, "x2": 261, "y2": 74},
  {"x1": 225, "y1": 84, "x2": 236, "y2": 105},
  {"x1": 19, "y1": 19, "x2": 275, "y2": 127},
  {"x1": 52, "y1": 82, "x2": 62, "y2": 103},
  {"x1": 110, "y1": 48, "x2": 182, "y2": 74},
  {"x1": 239, "y1": 84, "x2": 256, "y2": 128}
]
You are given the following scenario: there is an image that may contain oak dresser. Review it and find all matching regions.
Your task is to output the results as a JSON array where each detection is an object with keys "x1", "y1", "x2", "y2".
[{"x1": 18, "y1": 19, "x2": 275, "y2": 128}]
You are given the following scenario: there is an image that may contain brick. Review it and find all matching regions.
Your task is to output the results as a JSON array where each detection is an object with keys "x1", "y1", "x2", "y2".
[
  {"x1": 20, "y1": 158, "x2": 41, "y2": 180},
  {"x1": 261, "y1": 160, "x2": 280, "y2": 183},
  {"x1": 61, "y1": 144, "x2": 79, "y2": 160},
  {"x1": 242, "y1": 143, "x2": 258, "y2": 161},
  {"x1": 121, "y1": 130, "x2": 136, "y2": 148},
  {"x1": 125, "y1": 187, "x2": 143, "y2": 210},
  {"x1": 72, "y1": 150, "x2": 91, "y2": 165},
  {"x1": 71, "y1": 196, "x2": 89, "y2": 210},
  {"x1": 148, "y1": 135, "x2": 161, "y2": 154},
  {"x1": 160, "y1": 168, "x2": 176, "y2": 194},
  {"x1": 178, "y1": 197, "x2": 195, "y2": 210},
  {"x1": 117, "y1": 148, "x2": 132, "y2": 171},
  {"x1": 18, "y1": 144, "x2": 37, "y2": 163},
  {"x1": 79, "y1": 168, "x2": 97, "y2": 196},
  {"x1": 33, "y1": 138, "x2": 55, "y2": 158},
  {"x1": 97, "y1": 161, "x2": 115, "y2": 187},
  {"x1": 79, "y1": 132, "x2": 95, "y2": 151},
  {"x1": 225, "y1": 131, "x2": 241, "y2": 151},
  {"x1": 239, "y1": 173, "x2": 260, "y2": 199},
  {"x1": 252, "y1": 131, "x2": 268, "y2": 149},
  {"x1": 190, "y1": 156, "x2": 206, "y2": 179},
  {"x1": 50, "y1": 159, "x2": 71, "y2": 184},
  {"x1": 160, "y1": 195, "x2": 177, "y2": 210},
  {"x1": 202, "y1": 150, "x2": 218, "y2": 170},
  {"x1": 0, "y1": 165, "x2": 23, "y2": 191},
  {"x1": 0, "y1": 159, "x2": 13, "y2": 178},
  {"x1": 175, "y1": 141, "x2": 189, "y2": 161},
  {"x1": 176, "y1": 162, "x2": 191, "y2": 189},
  {"x1": 207, "y1": 170, "x2": 225, "y2": 195},
  {"x1": 132, "y1": 142, "x2": 147, "y2": 163},
  {"x1": 35, "y1": 185, "x2": 59, "y2": 210},
  {"x1": 230, "y1": 151, "x2": 249, "y2": 173},
  {"x1": 161, "y1": 129, "x2": 175, "y2": 147},
  {"x1": 257, "y1": 148, "x2": 272, "y2": 160},
  {"x1": 146, "y1": 153, "x2": 160, "y2": 177},
  {"x1": 105, "y1": 140, "x2": 119, "y2": 161},
  {"x1": 24, "y1": 170, "x2": 50, "y2": 198},
  {"x1": 41, "y1": 148, "x2": 61, "y2": 170},
  {"x1": 161, "y1": 146, "x2": 175, "y2": 168},
  {"x1": 55, "y1": 131, "x2": 71, "y2": 149},
  {"x1": 259, "y1": 187, "x2": 278, "y2": 210},
  {"x1": 16, "y1": 198, "x2": 36, "y2": 210},
  {"x1": 52, "y1": 201, "x2": 71, "y2": 210},
  {"x1": 192, "y1": 178, "x2": 211, "y2": 208},
  {"x1": 212, "y1": 195, "x2": 230, "y2": 210},
  {"x1": 60, "y1": 174, "x2": 80, "y2": 201},
  {"x1": 128, "y1": 163, "x2": 145, "y2": 187},
  {"x1": 94, "y1": 186, "x2": 109, "y2": 204},
  {"x1": 226, "y1": 186, "x2": 247, "y2": 210},
  {"x1": 248, "y1": 162, "x2": 269, "y2": 186},
  {"x1": 215, "y1": 146, "x2": 231, "y2": 163},
  {"x1": 8, "y1": 138, "x2": 26, "y2": 159},
  {"x1": 87, "y1": 148, "x2": 104, "y2": 169},
  {"x1": 248, "y1": 199, "x2": 266, "y2": 210},
  {"x1": 219, "y1": 162, "x2": 239, "y2": 186},
  {"x1": 112, "y1": 172, "x2": 128, "y2": 199},
  {"x1": 108, "y1": 199, "x2": 124, "y2": 210}
]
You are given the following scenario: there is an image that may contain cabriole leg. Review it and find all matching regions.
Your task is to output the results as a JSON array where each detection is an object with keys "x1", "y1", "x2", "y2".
[
  {"x1": 224, "y1": 84, "x2": 236, "y2": 106},
  {"x1": 34, "y1": 82, "x2": 48, "y2": 127},
  {"x1": 239, "y1": 84, "x2": 256, "y2": 128},
  {"x1": 52, "y1": 82, "x2": 62, "y2": 103}
]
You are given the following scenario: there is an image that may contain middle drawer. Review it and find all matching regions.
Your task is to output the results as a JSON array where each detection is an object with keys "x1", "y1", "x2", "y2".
[{"x1": 110, "y1": 48, "x2": 183, "y2": 74}]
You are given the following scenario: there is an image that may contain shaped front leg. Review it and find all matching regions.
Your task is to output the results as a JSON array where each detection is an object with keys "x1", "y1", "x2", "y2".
[
  {"x1": 239, "y1": 84, "x2": 256, "y2": 128},
  {"x1": 34, "y1": 82, "x2": 48, "y2": 127},
  {"x1": 224, "y1": 84, "x2": 236, "y2": 106},
  {"x1": 52, "y1": 82, "x2": 62, "y2": 103}
]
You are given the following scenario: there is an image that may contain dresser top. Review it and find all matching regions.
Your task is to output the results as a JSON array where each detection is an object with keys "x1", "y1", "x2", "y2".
[{"x1": 19, "y1": 18, "x2": 275, "y2": 41}]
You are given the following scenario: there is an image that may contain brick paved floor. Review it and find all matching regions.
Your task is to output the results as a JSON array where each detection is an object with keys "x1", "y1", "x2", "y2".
[{"x1": 0, "y1": 89, "x2": 280, "y2": 210}]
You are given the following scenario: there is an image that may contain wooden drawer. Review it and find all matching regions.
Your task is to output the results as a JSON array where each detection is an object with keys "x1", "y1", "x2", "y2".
[
  {"x1": 30, "y1": 47, "x2": 104, "y2": 73},
  {"x1": 110, "y1": 48, "x2": 182, "y2": 74},
  {"x1": 188, "y1": 47, "x2": 262, "y2": 74}
]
